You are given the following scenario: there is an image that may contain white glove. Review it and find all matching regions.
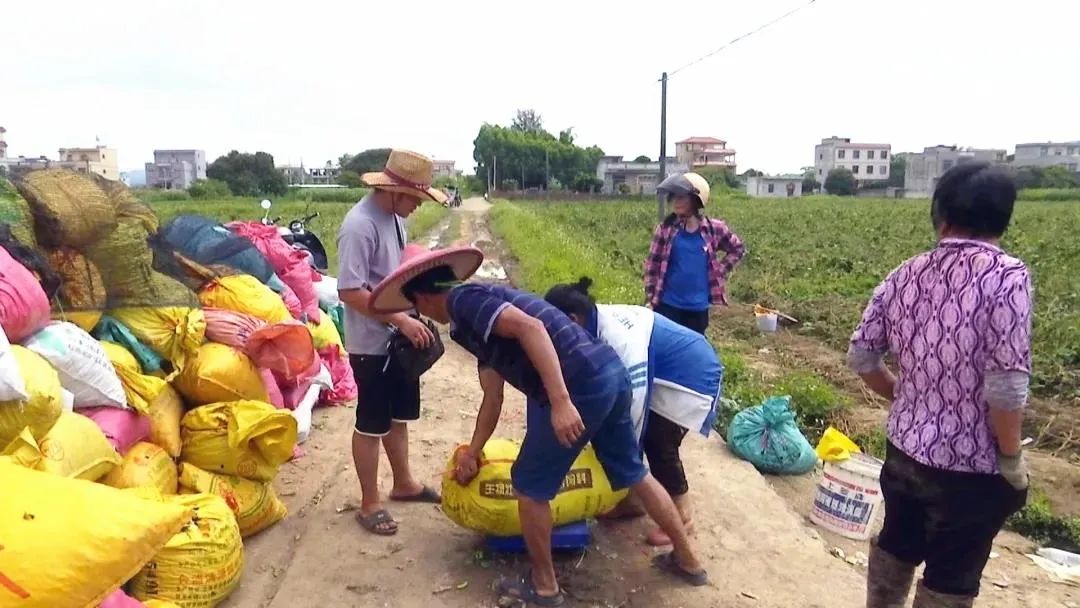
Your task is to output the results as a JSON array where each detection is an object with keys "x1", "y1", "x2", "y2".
[{"x1": 998, "y1": 451, "x2": 1029, "y2": 491}]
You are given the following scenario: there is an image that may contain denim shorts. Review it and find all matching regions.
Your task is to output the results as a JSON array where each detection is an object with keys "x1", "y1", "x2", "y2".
[{"x1": 511, "y1": 360, "x2": 648, "y2": 501}]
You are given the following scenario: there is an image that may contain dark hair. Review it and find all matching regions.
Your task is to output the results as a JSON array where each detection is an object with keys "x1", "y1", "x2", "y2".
[
  {"x1": 401, "y1": 265, "x2": 458, "y2": 303},
  {"x1": 931, "y1": 161, "x2": 1017, "y2": 238},
  {"x1": 543, "y1": 276, "x2": 595, "y2": 318}
]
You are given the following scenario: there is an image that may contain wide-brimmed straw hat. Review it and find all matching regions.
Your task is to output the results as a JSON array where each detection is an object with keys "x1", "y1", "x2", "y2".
[
  {"x1": 369, "y1": 244, "x2": 484, "y2": 313},
  {"x1": 657, "y1": 172, "x2": 711, "y2": 208},
  {"x1": 361, "y1": 149, "x2": 449, "y2": 205}
]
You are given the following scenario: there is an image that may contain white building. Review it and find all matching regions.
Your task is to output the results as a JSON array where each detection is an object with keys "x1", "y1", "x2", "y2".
[
  {"x1": 1012, "y1": 141, "x2": 1080, "y2": 172},
  {"x1": 145, "y1": 149, "x2": 207, "y2": 189},
  {"x1": 814, "y1": 137, "x2": 891, "y2": 184},
  {"x1": 432, "y1": 159, "x2": 459, "y2": 180},
  {"x1": 596, "y1": 156, "x2": 689, "y2": 195},
  {"x1": 746, "y1": 174, "x2": 803, "y2": 198},
  {"x1": 904, "y1": 146, "x2": 1007, "y2": 198}
]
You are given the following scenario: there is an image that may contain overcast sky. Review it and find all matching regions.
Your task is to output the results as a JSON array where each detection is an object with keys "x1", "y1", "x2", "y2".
[{"x1": 4, "y1": 0, "x2": 1077, "y2": 176}]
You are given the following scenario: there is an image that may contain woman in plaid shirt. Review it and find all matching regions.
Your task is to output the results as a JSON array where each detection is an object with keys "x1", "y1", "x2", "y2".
[{"x1": 643, "y1": 172, "x2": 746, "y2": 335}]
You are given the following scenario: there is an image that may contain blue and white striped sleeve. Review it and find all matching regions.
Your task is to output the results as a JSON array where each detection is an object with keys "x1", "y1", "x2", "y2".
[{"x1": 448, "y1": 284, "x2": 511, "y2": 343}]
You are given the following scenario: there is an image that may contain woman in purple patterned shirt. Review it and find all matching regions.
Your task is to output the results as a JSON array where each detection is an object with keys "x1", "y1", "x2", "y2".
[{"x1": 849, "y1": 162, "x2": 1032, "y2": 608}]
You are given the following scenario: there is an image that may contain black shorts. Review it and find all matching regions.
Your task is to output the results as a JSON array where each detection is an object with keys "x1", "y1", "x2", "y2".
[{"x1": 350, "y1": 354, "x2": 421, "y2": 437}]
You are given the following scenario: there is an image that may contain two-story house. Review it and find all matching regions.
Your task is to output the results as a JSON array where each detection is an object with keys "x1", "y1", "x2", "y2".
[
  {"x1": 675, "y1": 137, "x2": 737, "y2": 172},
  {"x1": 1012, "y1": 141, "x2": 1080, "y2": 172},
  {"x1": 58, "y1": 145, "x2": 120, "y2": 180}
]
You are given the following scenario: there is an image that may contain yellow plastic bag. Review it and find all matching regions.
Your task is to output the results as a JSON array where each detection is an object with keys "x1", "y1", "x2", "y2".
[
  {"x1": 199, "y1": 274, "x2": 291, "y2": 325},
  {"x1": 129, "y1": 493, "x2": 244, "y2": 608},
  {"x1": 37, "y1": 410, "x2": 122, "y2": 481},
  {"x1": 815, "y1": 426, "x2": 862, "y2": 462},
  {"x1": 174, "y1": 343, "x2": 270, "y2": 406},
  {"x1": 147, "y1": 383, "x2": 184, "y2": 458},
  {"x1": 100, "y1": 341, "x2": 169, "y2": 414},
  {"x1": 0, "y1": 462, "x2": 192, "y2": 608},
  {"x1": 0, "y1": 427, "x2": 42, "y2": 469},
  {"x1": 307, "y1": 311, "x2": 344, "y2": 354},
  {"x1": 180, "y1": 400, "x2": 297, "y2": 482},
  {"x1": 105, "y1": 442, "x2": 178, "y2": 494},
  {"x1": 178, "y1": 463, "x2": 287, "y2": 537},
  {"x1": 0, "y1": 346, "x2": 63, "y2": 445},
  {"x1": 111, "y1": 306, "x2": 206, "y2": 373},
  {"x1": 441, "y1": 439, "x2": 629, "y2": 537}
]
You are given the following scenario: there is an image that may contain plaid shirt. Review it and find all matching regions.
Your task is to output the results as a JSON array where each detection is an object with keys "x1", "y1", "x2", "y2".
[{"x1": 644, "y1": 214, "x2": 746, "y2": 308}]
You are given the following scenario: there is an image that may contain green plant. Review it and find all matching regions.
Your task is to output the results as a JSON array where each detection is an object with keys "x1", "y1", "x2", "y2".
[
  {"x1": 852, "y1": 428, "x2": 888, "y2": 460},
  {"x1": 774, "y1": 372, "x2": 851, "y2": 443},
  {"x1": 1006, "y1": 489, "x2": 1080, "y2": 553},
  {"x1": 824, "y1": 168, "x2": 857, "y2": 196},
  {"x1": 187, "y1": 178, "x2": 231, "y2": 199}
]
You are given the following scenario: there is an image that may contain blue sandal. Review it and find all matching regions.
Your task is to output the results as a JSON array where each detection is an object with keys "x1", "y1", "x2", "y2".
[{"x1": 496, "y1": 572, "x2": 566, "y2": 606}]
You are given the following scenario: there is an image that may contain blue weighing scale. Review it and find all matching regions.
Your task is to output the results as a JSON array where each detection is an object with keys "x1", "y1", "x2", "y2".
[{"x1": 485, "y1": 521, "x2": 591, "y2": 553}]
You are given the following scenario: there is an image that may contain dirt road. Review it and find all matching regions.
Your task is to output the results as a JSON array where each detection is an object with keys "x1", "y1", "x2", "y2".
[{"x1": 221, "y1": 199, "x2": 1077, "y2": 608}]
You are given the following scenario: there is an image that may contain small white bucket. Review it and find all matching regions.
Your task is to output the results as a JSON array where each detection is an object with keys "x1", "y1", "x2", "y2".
[
  {"x1": 809, "y1": 453, "x2": 885, "y2": 541},
  {"x1": 755, "y1": 312, "x2": 778, "y2": 332}
]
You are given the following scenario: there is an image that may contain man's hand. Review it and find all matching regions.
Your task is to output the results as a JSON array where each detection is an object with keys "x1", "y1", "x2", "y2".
[
  {"x1": 998, "y1": 450, "x2": 1030, "y2": 491},
  {"x1": 550, "y1": 398, "x2": 585, "y2": 448},
  {"x1": 395, "y1": 315, "x2": 435, "y2": 349},
  {"x1": 454, "y1": 448, "x2": 481, "y2": 485}
]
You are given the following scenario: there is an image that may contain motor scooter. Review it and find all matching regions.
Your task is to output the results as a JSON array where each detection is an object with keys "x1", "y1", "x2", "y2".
[{"x1": 259, "y1": 199, "x2": 329, "y2": 273}]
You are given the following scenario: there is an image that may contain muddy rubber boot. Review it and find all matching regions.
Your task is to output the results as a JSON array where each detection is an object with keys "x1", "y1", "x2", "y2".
[
  {"x1": 912, "y1": 582, "x2": 975, "y2": 608},
  {"x1": 866, "y1": 540, "x2": 915, "y2": 608}
]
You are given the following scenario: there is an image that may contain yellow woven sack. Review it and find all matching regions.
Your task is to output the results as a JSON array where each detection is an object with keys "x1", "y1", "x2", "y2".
[
  {"x1": 441, "y1": 439, "x2": 629, "y2": 537},
  {"x1": 0, "y1": 427, "x2": 43, "y2": 469},
  {"x1": 198, "y1": 274, "x2": 291, "y2": 324},
  {"x1": 0, "y1": 462, "x2": 192, "y2": 608},
  {"x1": 112, "y1": 306, "x2": 205, "y2": 373},
  {"x1": 178, "y1": 463, "x2": 287, "y2": 537},
  {"x1": 105, "y1": 442, "x2": 178, "y2": 494},
  {"x1": 143, "y1": 602, "x2": 182, "y2": 608},
  {"x1": 307, "y1": 311, "x2": 344, "y2": 354},
  {"x1": 174, "y1": 343, "x2": 270, "y2": 406},
  {"x1": 100, "y1": 341, "x2": 169, "y2": 414},
  {"x1": 180, "y1": 400, "x2": 297, "y2": 482},
  {"x1": 46, "y1": 248, "x2": 106, "y2": 332},
  {"x1": 37, "y1": 411, "x2": 122, "y2": 481},
  {"x1": 0, "y1": 346, "x2": 62, "y2": 445},
  {"x1": 129, "y1": 493, "x2": 244, "y2": 608},
  {"x1": 146, "y1": 383, "x2": 184, "y2": 458},
  {"x1": 15, "y1": 168, "x2": 117, "y2": 249}
]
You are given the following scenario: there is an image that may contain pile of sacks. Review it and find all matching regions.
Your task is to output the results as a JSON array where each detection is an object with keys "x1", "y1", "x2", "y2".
[{"x1": 0, "y1": 169, "x2": 356, "y2": 608}]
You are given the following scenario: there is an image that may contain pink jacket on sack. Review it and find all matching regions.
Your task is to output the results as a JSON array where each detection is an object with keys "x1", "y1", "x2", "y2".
[{"x1": 227, "y1": 222, "x2": 322, "y2": 323}]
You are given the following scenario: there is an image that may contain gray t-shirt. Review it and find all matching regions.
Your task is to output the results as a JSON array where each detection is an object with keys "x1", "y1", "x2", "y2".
[{"x1": 336, "y1": 195, "x2": 408, "y2": 355}]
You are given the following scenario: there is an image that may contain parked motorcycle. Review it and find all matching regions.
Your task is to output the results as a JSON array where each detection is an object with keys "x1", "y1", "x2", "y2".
[{"x1": 259, "y1": 199, "x2": 330, "y2": 273}]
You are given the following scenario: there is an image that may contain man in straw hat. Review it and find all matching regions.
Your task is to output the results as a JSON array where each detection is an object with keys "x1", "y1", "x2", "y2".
[
  {"x1": 369, "y1": 245, "x2": 707, "y2": 605},
  {"x1": 336, "y1": 149, "x2": 448, "y2": 536}
]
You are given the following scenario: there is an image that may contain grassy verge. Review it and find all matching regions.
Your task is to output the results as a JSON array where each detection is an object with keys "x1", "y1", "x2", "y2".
[{"x1": 1007, "y1": 489, "x2": 1080, "y2": 552}]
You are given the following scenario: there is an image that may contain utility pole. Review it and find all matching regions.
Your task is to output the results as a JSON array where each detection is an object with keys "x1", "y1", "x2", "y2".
[
  {"x1": 493, "y1": 155, "x2": 498, "y2": 192},
  {"x1": 657, "y1": 71, "x2": 668, "y2": 221}
]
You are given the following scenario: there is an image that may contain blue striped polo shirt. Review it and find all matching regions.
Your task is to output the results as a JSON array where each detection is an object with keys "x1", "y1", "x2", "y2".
[{"x1": 447, "y1": 283, "x2": 621, "y2": 403}]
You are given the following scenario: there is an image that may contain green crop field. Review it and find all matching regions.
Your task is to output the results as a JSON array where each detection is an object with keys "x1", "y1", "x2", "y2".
[
  {"x1": 491, "y1": 196, "x2": 1080, "y2": 402},
  {"x1": 147, "y1": 198, "x2": 448, "y2": 275}
]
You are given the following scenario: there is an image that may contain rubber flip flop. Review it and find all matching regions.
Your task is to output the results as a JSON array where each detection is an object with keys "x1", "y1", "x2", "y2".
[
  {"x1": 496, "y1": 572, "x2": 566, "y2": 607},
  {"x1": 356, "y1": 509, "x2": 398, "y2": 536},
  {"x1": 390, "y1": 485, "x2": 441, "y2": 504},
  {"x1": 651, "y1": 551, "x2": 708, "y2": 587}
]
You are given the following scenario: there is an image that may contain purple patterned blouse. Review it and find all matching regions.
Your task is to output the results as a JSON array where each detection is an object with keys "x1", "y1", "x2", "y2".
[{"x1": 850, "y1": 238, "x2": 1033, "y2": 474}]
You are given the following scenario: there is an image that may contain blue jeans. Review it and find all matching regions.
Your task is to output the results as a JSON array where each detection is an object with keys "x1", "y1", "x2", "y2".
[{"x1": 511, "y1": 360, "x2": 648, "y2": 501}]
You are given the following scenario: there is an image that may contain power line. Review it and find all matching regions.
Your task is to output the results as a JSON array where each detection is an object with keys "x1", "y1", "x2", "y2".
[{"x1": 667, "y1": 0, "x2": 818, "y2": 78}]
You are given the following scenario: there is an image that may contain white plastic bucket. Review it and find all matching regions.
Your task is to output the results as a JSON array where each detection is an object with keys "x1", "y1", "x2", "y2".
[
  {"x1": 755, "y1": 312, "x2": 778, "y2": 332},
  {"x1": 809, "y1": 453, "x2": 884, "y2": 541}
]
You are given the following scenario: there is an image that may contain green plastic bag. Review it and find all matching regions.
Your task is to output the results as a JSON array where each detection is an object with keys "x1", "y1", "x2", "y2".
[
  {"x1": 93, "y1": 315, "x2": 167, "y2": 375},
  {"x1": 727, "y1": 396, "x2": 818, "y2": 475},
  {"x1": 328, "y1": 303, "x2": 345, "y2": 345}
]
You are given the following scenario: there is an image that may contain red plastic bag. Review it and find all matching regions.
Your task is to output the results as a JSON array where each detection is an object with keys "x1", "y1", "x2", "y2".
[
  {"x1": 203, "y1": 307, "x2": 266, "y2": 350},
  {"x1": 245, "y1": 321, "x2": 317, "y2": 380},
  {"x1": 228, "y1": 222, "x2": 321, "y2": 323},
  {"x1": 319, "y1": 345, "x2": 357, "y2": 404},
  {"x1": 81, "y1": 406, "x2": 151, "y2": 455},
  {"x1": 0, "y1": 247, "x2": 50, "y2": 342}
]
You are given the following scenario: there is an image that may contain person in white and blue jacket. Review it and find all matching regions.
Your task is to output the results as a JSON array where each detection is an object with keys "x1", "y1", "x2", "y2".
[{"x1": 545, "y1": 277, "x2": 723, "y2": 547}]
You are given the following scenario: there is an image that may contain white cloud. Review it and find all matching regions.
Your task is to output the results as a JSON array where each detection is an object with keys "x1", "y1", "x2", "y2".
[{"x1": 3, "y1": 0, "x2": 1077, "y2": 175}]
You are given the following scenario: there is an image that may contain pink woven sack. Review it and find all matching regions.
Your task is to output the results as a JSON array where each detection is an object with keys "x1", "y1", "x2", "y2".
[
  {"x1": 203, "y1": 307, "x2": 266, "y2": 350},
  {"x1": 80, "y1": 406, "x2": 151, "y2": 455},
  {"x1": 0, "y1": 247, "x2": 50, "y2": 343},
  {"x1": 319, "y1": 345, "x2": 357, "y2": 404}
]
